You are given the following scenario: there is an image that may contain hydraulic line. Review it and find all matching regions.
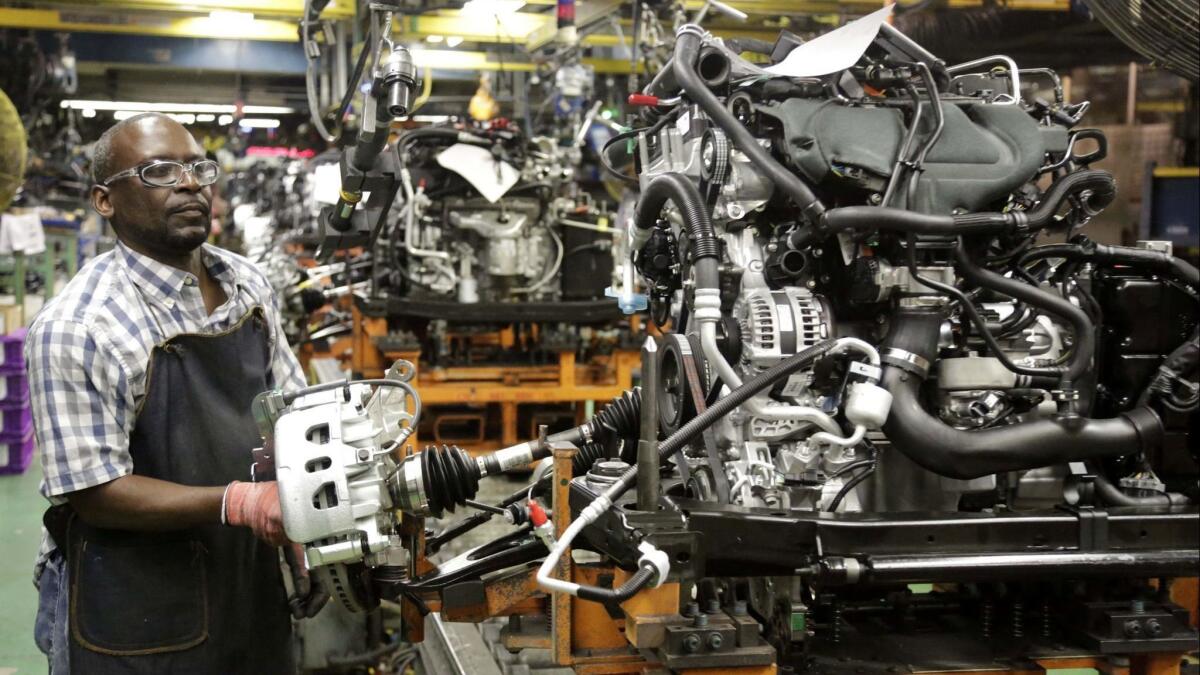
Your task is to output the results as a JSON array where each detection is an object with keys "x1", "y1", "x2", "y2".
[{"x1": 537, "y1": 339, "x2": 856, "y2": 603}]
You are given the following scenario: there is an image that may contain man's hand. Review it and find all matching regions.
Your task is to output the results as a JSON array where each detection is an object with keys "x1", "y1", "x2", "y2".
[{"x1": 224, "y1": 481, "x2": 288, "y2": 546}]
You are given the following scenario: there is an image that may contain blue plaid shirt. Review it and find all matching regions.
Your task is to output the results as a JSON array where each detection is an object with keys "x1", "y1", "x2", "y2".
[{"x1": 26, "y1": 242, "x2": 306, "y2": 577}]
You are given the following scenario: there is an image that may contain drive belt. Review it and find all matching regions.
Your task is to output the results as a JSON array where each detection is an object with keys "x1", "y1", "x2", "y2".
[{"x1": 679, "y1": 338, "x2": 731, "y2": 502}]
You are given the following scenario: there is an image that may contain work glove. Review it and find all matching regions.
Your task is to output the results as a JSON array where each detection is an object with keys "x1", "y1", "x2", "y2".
[
  {"x1": 284, "y1": 544, "x2": 330, "y2": 619},
  {"x1": 223, "y1": 480, "x2": 288, "y2": 546}
]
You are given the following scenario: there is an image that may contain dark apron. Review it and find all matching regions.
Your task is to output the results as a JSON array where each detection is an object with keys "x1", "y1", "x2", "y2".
[{"x1": 53, "y1": 306, "x2": 294, "y2": 674}]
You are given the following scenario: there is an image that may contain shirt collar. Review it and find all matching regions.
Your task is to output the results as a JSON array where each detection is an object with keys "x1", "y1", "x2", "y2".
[{"x1": 116, "y1": 242, "x2": 239, "y2": 308}]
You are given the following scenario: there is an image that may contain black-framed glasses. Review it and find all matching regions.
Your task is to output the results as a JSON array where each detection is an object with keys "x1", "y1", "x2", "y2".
[{"x1": 101, "y1": 159, "x2": 220, "y2": 188}]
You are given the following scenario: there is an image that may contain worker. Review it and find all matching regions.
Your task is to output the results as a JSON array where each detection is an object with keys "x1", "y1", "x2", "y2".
[{"x1": 27, "y1": 113, "x2": 325, "y2": 674}]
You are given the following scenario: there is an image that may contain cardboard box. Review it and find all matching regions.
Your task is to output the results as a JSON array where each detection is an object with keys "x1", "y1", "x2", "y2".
[{"x1": 0, "y1": 304, "x2": 22, "y2": 335}]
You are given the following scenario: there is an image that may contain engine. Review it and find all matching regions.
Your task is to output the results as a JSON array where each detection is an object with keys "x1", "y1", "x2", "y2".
[
  {"x1": 259, "y1": 12, "x2": 1198, "y2": 671},
  {"x1": 385, "y1": 123, "x2": 616, "y2": 305},
  {"x1": 626, "y1": 23, "x2": 1198, "y2": 515}
]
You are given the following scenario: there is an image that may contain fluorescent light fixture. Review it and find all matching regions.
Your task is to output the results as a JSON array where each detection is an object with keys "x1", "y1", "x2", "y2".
[
  {"x1": 196, "y1": 113, "x2": 216, "y2": 122},
  {"x1": 446, "y1": 36, "x2": 464, "y2": 47},
  {"x1": 411, "y1": 114, "x2": 452, "y2": 123},
  {"x1": 461, "y1": 0, "x2": 525, "y2": 16},
  {"x1": 81, "y1": 108, "x2": 96, "y2": 118},
  {"x1": 60, "y1": 100, "x2": 294, "y2": 115},
  {"x1": 238, "y1": 118, "x2": 281, "y2": 129},
  {"x1": 218, "y1": 114, "x2": 234, "y2": 125},
  {"x1": 169, "y1": 113, "x2": 196, "y2": 125},
  {"x1": 209, "y1": 10, "x2": 254, "y2": 22},
  {"x1": 113, "y1": 110, "x2": 138, "y2": 120},
  {"x1": 426, "y1": 34, "x2": 444, "y2": 43}
]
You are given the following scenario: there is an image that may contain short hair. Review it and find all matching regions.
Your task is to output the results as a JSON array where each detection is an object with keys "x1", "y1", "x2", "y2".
[{"x1": 90, "y1": 112, "x2": 170, "y2": 185}]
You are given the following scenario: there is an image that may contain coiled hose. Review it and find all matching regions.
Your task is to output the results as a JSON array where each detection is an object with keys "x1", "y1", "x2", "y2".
[{"x1": 633, "y1": 173, "x2": 720, "y2": 289}]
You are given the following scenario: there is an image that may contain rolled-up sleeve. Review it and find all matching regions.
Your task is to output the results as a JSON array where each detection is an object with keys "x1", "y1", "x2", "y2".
[
  {"x1": 26, "y1": 319, "x2": 133, "y2": 498},
  {"x1": 266, "y1": 289, "x2": 307, "y2": 393}
]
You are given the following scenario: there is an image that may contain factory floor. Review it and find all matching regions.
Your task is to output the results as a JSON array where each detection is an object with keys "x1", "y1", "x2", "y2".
[{"x1": 0, "y1": 452, "x2": 48, "y2": 674}]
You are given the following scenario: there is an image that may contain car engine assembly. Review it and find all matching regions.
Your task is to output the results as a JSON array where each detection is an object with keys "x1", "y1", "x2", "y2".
[{"x1": 260, "y1": 13, "x2": 1199, "y2": 673}]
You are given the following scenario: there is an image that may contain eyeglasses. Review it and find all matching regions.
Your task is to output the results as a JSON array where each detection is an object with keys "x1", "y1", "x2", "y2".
[{"x1": 101, "y1": 159, "x2": 221, "y2": 188}]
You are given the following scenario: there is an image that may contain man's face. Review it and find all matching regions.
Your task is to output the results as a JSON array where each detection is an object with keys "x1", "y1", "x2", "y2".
[{"x1": 91, "y1": 116, "x2": 213, "y2": 257}]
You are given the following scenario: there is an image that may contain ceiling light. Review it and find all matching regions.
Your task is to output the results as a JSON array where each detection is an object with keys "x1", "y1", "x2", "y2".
[
  {"x1": 209, "y1": 10, "x2": 254, "y2": 22},
  {"x1": 426, "y1": 35, "x2": 444, "y2": 43},
  {"x1": 218, "y1": 114, "x2": 234, "y2": 125},
  {"x1": 81, "y1": 108, "x2": 96, "y2": 118},
  {"x1": 461, "y1": 0, "x2": 525, "y2": 17},
  {"x1": 238, "y1": 118, "x2": 281, "y2": 129},
  {"x1": 60, "y1": 100, "x2": 295, "y2": 115},
  {"x1": 169, "y1": 113, "x2": 196, "y2": 125},
  {"x1": 196, "y1": 113, "x2": 216, "y2": 122},
  {"x1": 446, "y1": 36, "x2": 464, "y2": 47},
  {"x1": 113, "y1": 110, "x2": 138, "y2": 120}
]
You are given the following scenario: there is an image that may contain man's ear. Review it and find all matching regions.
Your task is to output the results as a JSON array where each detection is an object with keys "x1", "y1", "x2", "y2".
[{"x1": 91, "y1": 184, "x2": 114, "y2": 219}]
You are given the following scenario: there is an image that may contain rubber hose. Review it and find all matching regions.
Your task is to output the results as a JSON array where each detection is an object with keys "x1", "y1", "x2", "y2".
[
  {"x1": 634, "y1": 172, "x2": 720, "y2": 288},
  {"x1": 817, "y1": 170, "x2": 1118, "y2": 238},
  {"x1": 575, "y1": 564, "x2": 657, "y2": 603},
  {"x1": 879, "y1": 309, "x2": 1164, "y2": 480},
  {"x1": 954, "y1": 243, "x2": 1094, "y2": 384},
  {"x1": 1023, "y1": 169, "x2": 1116, "y2": 224},
  {"x1": 672, "y1": 27, "x2": 827, "y2": 222},
  {"x1": 1017, "y1": 242, "x2": 1200, "y2": 290}
]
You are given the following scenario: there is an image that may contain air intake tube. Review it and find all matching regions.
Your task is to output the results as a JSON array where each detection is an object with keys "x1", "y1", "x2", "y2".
[{"x1": 880, "y1": 309, "x2": 1163, "y2": 480}]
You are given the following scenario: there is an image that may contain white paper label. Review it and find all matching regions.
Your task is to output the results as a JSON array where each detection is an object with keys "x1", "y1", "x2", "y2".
[{"x1": 764, "y1": 6, "x2": 893, "y2": 79}]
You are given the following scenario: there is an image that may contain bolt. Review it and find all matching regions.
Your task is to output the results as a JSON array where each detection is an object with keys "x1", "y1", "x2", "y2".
[
  {"x1": 1145, "y1": 619, "x2": 1163, "y2": 637},
  {"x1": 868, "y1": 193, "x2": 883, "y2": 205},
  {"x1": 732, "y1": 600, "x2": 749, "y2": 616},
  {"x1": 705, "y1": 599, "x2": 721, "y2": 614},
  {"x1": 1124, "y1": 620, "x2": 1144, "y2": 638},
  {"x1": 707, "y1": 632, "x2": 724, "y2": 650},
  {"x1": 357, "y1": 448, "x2": 371, "y2": 461},
  {"x1": 683, "y1": 601, "x2": 699, "y2": 618},
  {"x1": 693, "y1": 612, "x2": 710, "y2": 628},
  {"x1": 683, "y1": 633, "x2": 701, "y2": 653},
  {"x1": 1131, "y1": 599, "x2": 1146, "y2": 614}
]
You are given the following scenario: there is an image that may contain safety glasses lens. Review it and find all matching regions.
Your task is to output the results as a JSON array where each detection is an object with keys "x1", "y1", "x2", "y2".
[
  {"x1": 141, "y1": 162, "x2": 184, "y2": 186},
  {"x1": 194, "y1": 161, "x2": 220, "y2": 186}
]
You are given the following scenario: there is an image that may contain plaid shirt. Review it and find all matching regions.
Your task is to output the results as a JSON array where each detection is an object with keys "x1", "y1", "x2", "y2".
[{"x1": 26, "y1": 242, "x2": 306, "y2": 576}]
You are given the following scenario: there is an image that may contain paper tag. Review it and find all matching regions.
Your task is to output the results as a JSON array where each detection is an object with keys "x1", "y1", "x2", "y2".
[
  {"x1": 436, "y1": 144, "x2": 521, "y2": 203},
  {"x1": 675, "y1": 110, "x2": 690, "y2": 138},
  {"x1": 312, "y1": 163, "x2": 343, "y2": 205},
  {"x1": 764, "y1": 6, "x2": 893, "y2": 79},
  {"x1": 780, "y1": 372, "x2": 811, "y2": 398}
]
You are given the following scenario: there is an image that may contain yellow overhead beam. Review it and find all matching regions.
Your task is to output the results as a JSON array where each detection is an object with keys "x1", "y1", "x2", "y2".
[
  {"x1": 410, "y1": 47, "x2": 646, "y2": 74},
  {"x1": 0, "y1": 6, "x2": 302, "y2": 41},
  {"x1": 25, "y1": 0, "x2": 354, "y2": 20}
]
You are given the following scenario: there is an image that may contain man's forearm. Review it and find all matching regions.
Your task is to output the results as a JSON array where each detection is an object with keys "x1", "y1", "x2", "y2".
[{"x1": 67, "y1": 474, "x2": 226, "y2": 531}]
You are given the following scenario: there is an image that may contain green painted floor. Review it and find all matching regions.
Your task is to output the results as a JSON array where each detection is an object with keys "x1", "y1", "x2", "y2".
[{"x1": 0, "y1": 452, "x2": 47, "y2": 674}]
